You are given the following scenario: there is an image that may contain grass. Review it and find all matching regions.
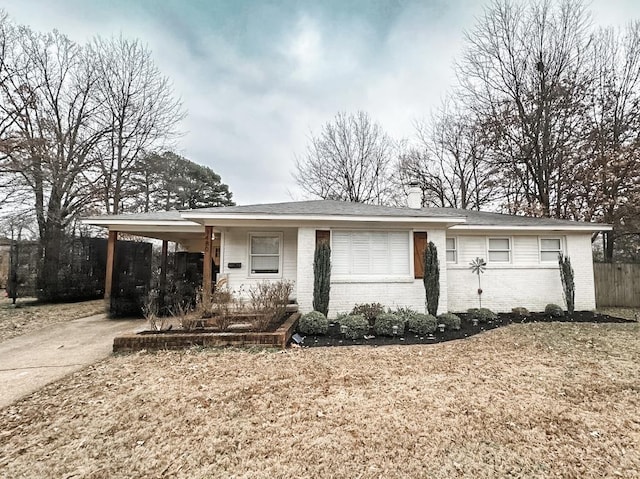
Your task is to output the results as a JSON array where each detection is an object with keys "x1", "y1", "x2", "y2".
[
  {"x1": 0, "y1": 297, "x2": 105, "y2": 343},
  {"x1": 0, "y1": 321, "x2": 638, "y2": 478}
]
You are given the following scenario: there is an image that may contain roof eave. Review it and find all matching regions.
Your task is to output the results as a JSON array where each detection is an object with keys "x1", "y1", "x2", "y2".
[{"x1": 449, "y1": 224, "x2": 613, "y2": 232}]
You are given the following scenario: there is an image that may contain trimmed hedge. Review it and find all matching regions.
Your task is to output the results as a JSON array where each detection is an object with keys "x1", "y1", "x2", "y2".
[
  {"x1": 467, "y1": 307, "x2": 497, "y2": 322},
  {"x1": 374, "y1": 313, "x2": 405, "y2": 336},
  {"x1": 438, "y1": 312, "x2": 461, "y2": 330},
  {"x1": 545, "y1": 303, "x2": 564, "y2": 317},
  {"x1": 339, "y1": 314, "x2": 369, "y2": 339},
  {"x1": 406, "y1": 313, "x2": 437, "y2": 335},
  {"x1": 298, "y1": 311, "x2": 329, "y2": 335}
]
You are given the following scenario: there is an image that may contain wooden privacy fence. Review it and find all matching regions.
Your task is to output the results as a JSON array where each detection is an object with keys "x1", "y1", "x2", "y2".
[{"x1": 594, "y1": 263, "x2": 640, "y2": 308}]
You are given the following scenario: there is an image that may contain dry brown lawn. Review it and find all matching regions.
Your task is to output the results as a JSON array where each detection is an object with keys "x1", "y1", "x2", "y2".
[
  {"x1": 0, "y1": 297, "x2": 105, "y2": 343},
  {"x1": 0, "y1": 321, "x2": 638, "y2": 479}
]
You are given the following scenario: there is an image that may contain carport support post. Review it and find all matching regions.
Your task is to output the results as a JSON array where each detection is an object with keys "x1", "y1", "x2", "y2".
[
  {"x1": 104, "y1": 230, "x2": 118, "y2": 300},
  {"x1": 203, "y1": 226, "x2": 214, "y2": 305}
]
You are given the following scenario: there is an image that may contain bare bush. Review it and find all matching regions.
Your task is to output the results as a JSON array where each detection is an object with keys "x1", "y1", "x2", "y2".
[
  {"x1": 142, "y1": 291, "x2": 168, "y2": 331},
  {"x1": 170, "y1": 300, "x2": 196, "y2": 331},
  {"x1": 248, "y1": 280, "x2": 293, "y2": 332}
]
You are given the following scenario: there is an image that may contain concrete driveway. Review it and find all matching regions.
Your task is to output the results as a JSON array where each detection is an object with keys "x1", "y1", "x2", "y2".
[{"x1": 0, "y1": 314, "x2": 145, "y2": 409}]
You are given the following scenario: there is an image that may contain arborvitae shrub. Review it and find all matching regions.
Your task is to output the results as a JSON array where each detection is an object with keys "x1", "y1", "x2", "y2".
[
  {"x1": 313, "y1": 242, "x2": 331, "y2": 317},
  {"x1": 558, "y1": 254, "x2": 575, "y2": 315},
  {"x1": 423, "y1": 241, "x2": 440, "y2": 316}
]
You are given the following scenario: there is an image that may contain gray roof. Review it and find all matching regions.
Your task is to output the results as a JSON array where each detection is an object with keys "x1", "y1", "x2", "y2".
[
  {"x1": 186, "y1": 200, "x2": 601, "y2": 227},
  {"x1": 429, "y1": 207, "x2": 594, "y2": 227},
  {"x1": 185, "y1": 200, "x2": 461, "y2": 218},
  {"x1": 85, "y1": 200, "x2": 607, "y2": 228}
]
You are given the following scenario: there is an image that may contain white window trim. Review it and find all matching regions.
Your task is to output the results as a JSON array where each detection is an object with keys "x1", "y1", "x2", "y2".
[
  {"x1": 539, "y1": 236, "x2": 564, "y2": 263},
  {"x1": 247, "y1": 232, "x2": 283, "y2": 278},
  {"x1": 446, "y1": 237, "x2": 457, "y2": 263},
  {"x1": 331, "y1": 229, "x2": 412, "y2": 280},
  {"x1": 487, "y1": 236, "x2": 512, "y2": 263}
]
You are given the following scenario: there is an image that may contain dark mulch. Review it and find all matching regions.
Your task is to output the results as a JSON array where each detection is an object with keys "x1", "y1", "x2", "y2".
[{"x1": 299, "y1": 311, "x2": 635, "y2": 348}]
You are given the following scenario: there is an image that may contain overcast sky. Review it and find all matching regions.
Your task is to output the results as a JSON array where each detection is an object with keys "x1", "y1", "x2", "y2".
[{"x1": 3, "y1": 0, "x2": 640, "y2": 205}]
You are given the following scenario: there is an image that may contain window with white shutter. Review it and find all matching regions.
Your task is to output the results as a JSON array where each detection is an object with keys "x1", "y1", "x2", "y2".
[{"x1": 331, "y1": 231, "x2": 410, "y2": 277}]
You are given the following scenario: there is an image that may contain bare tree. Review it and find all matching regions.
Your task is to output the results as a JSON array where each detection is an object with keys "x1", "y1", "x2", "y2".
[
  {"x1": 457, "y1": 0, "x2": 591, "y2": 217},
  {"x1": 294, "y1": 111, "x2": 395, "y2": 205},
  {"x1": 397, "y1": 101, "x2": 498, "y2": 210},
  {"x1": 90, "y1": 36, "x2": 184, "y2": 214},
  {"x1": 574, "y1": 22, "x2": 640, "y2": 260},
  {"x1": 0, "y1": 26, "x2": 107, "y2": 298}
]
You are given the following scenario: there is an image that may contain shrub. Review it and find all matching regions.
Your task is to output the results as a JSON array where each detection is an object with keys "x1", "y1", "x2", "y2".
[
  {"x1": 392, "y1": 307, "x2": 420, "y2": 321},
  {"x1": 351, "y1": 303, "x2": 385, "y2": 326},
  {"x1": 338, "y1": 314, "x2": 369, "y2": 339},
  {"x1": 438, "y1": 312, "x2": 461, "y2": 330},
  {"x1": 423, "y1": 241, "x2": 440, "y2": 316},
  {"x1": 313, "y1": 241, "x2": 331, "y2": 317},
  {"x1": 202, "y1": 286, "x2": 239, "y2": 332},
  {"x1": 248, "y1": 280, "x2": 294, "y2": 331},
  {"x1": 511, "y1": 307, "x2": 530, "y2": 317},
  {"x1": 299, "y1": 311, "x2": 329, "y2": 335},
  {"x1": 374, "y1": 313, "x2": 405, "y2": 336},
  {"x1": 467, "y1": 307, "x2": 497, "y2": 322},
  {"x1": 406, "y1": 313, "x2": 437, "y2": 335},
  {"x1": 558, "y1": 254, "x2": 575, "y2": 315},
  {"x1": 545, "y1": 303, "x2": 564, "y2": 317}
]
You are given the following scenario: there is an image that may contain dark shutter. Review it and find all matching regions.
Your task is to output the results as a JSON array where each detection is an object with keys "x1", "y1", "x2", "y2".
[
  {"x1": 413, "y1": 232, "x2": 428, "y2": 278},
  {"x1": 316, "y1": 230, "x2": 330, "y2": 245}
]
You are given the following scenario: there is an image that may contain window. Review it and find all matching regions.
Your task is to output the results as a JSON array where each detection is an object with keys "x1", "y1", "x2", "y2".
[
  {"x1": 540, "y1": 238, "x2": 562, "y2": 262},
  {"x1": 446, "y1": 237, "x2": 457, "y2": 263},
  {"x1": 488, "y1": 237, "x2": 511, "y2": 262},
  {"x1": 332, "y1": 231, "x2": 410, "y2": 276},
  {"x1": 249, "y1": 233, "x2": 282, "y2": 275}
]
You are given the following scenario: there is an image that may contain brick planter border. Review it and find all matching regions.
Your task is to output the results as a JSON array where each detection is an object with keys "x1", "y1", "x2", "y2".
[{"x1": 113, "y1": 313, "x2": 300, "y2": 352}]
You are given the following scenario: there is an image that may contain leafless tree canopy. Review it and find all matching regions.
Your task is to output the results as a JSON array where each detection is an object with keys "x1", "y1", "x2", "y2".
[
  {"x1": 397, "y1": 100, "x2": 498, "y2": 210},
  {"x1": 90, "y1": 36, "x2": 185, "y2": 214},
  {"x1": 294, "y1": 111, "x2": 395, "y2": 205},
  {"x1": 0, "y1": 11, "x2": 191, "y2": 294},
  {"x1": 398, "y1": 0, "x2": 640, "y2": 261}
]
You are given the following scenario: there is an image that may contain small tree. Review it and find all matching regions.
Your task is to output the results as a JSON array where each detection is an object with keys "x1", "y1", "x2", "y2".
[
  {"x1": 469, "y1": 257, "x2": 487, "y2": 308},
  {"x1": 313, "y1": 242, "x2": 331, "y2": 317},
  {"x1": 558, "y1": 253, "x2": 575, "y2": 315},
  {"x1": 423, "y1": 241, "x2": 440, "y2": 316}
]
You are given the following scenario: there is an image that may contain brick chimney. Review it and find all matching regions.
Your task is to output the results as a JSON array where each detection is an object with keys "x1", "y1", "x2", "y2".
[{"x1": 407, "y1": 182, "x2": 422, "y2": 209}]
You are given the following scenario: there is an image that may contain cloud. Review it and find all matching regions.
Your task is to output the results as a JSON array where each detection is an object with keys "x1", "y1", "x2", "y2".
[{"x1": 2, "y1": 0, "x2": 639, "y2": 204}]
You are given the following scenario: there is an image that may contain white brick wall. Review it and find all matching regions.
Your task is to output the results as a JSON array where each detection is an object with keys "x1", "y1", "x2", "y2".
[
  {"x1": 220, "y1": 227, "x2": 298, "y2": 299},
  {"x1": 221, "y1": 225, "x2": 597, "y2": 315},
  {"x1": 296, "y1": 226, "x2": 448, "y2": 318},
  {"x1": 446, "y1": 232, "x2": 596, "y2": 312}
]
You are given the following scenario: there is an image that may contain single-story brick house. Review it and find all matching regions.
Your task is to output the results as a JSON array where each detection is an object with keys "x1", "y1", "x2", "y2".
[{"x1": 85, "y1": 191, "x2": 610, "y2": 315}]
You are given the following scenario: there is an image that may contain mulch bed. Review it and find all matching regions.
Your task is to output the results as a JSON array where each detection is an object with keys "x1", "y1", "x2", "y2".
[{"x1": 299, "y1": 311, "x2": 635, "y2": 348}]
